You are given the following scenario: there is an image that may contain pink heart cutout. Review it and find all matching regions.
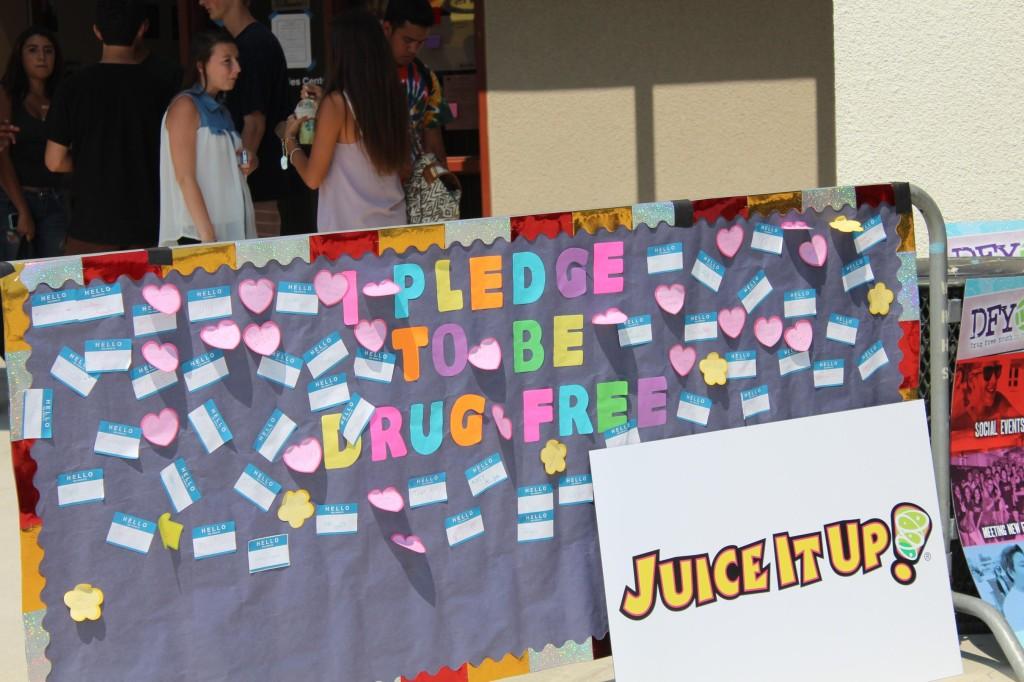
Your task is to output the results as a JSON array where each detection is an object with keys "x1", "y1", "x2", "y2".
[
  {"x1": 242, "y1": 321, "x2": 281, "y2": 356},
  {"x1": 313, "y1": 270, "x2": 348, "y2": 306},
  {"x1": 468, "y1": 338, "x2": 502, "y2": 371},
  {"x1": 591, "y1": 307, "x2": 628, "y2": 325},
  {"x1": 362, "y1": 279, "x2": 400, "y2": 297},
  {"x1": 716, "y1": 224, "x2": 744, "y2": 258},
  {"x1": 238, "y1": 278, "x2": 275, "y2": 314},
  {"x1": 754, "y1": 316, "x2": 783, "y2": 347},
  {"x1": 718, "y1": 306, "x2": 747, "y2": 339},
  {"x1": 784, "y1": 319, "x2": 814, "y2": 352},
  {"x1": 668, "y1": 344, "x2": 697, "y2": 376},
  {"x1": 200, "y1": 319, "x2": 241, "y2": 350},
  {"x1": 354, "y1": 319, "x2": 387, "y2": 352},
  {"x1": 492, "y1": 404, "x2": 513, "y2": 440},
  {"x1": 140, "y1": 408, "x2": 179, "y2": 447},
  {"x1": 282, "y1": 437, "x2": 323, "y2": 474},
  {"x1": 391, "y1": 533, "x2": 426, "y2": 554},
  {"x1": 141, "y1": 340, "x2": 179, "y2": 372},
  {"x1": 798, "y1": 234, "x2": 828, "y2": 267},
  {"x1": 141, "y1": 283, "x2": 181, "y2": 315},
  {"x1": 654, "y1": 284, "x2": 685, "y2": 315},
  {"x1": 367, "y1": 486, "x2": 405, "y2": 512}
]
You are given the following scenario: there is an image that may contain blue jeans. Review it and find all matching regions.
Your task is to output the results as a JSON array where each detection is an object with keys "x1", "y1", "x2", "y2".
[{"x1": 0, "y1": 188, "x2": 69, "y2": 259}]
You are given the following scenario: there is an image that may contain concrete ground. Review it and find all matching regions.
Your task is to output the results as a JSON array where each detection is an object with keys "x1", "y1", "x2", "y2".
[{"x1": 0, "y1": 370, "x2": 1018, "y2": 682}]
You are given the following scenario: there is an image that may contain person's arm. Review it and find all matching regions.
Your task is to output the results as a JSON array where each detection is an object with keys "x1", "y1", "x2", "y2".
[
  {"x1": 275, "y1": 93, "x2": 342, "y2": 190},
  {"x1": 0, "y1": 121, "x2": 19, "y2": 153},
  {"x1": 43, "y1": 141, "x2": 72, "y2": 173},
  {"x1": 422, "y1": 68, "x2": 452, "y2": 166},
  {"x1": 166, "y1": 97, "x2": 216, "y2": 242},
  {"x1": 239, "y1": 112, "x2": 263, "y2": 176},
  {"x1": 423, "y1": 127, "x2": 447, "y2": 167},
  {"x1": 0, "y1": 91, "x2": 34, "y2": 240}
]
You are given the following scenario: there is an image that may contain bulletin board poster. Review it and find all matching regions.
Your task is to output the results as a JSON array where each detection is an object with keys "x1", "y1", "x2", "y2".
[
  {"x1": 2, "y1": 190, "x2": 920, "y2": 681},
  {"x1": 952, "y1": 276, "x2": 1024, "y2": 644}
]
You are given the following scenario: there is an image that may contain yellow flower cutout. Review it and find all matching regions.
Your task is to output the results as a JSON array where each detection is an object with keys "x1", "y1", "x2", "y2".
[
  {"x1": 867, "y1": 282, "x2": 895, "y2": 316},
  {"x1": 64, "y1": 583, "x2": 104, "y2": 622},
  {"x1": 540, "y1": 439, "x2": 567, "y2": 475},
  {"x1": 829, "y1": 216, "x2": 863, "y2": 233},
  {"x1": 699, "y1": 352, "x2": 728, "y2": 386},
  {"x1": 278, "y1": 489, "x2": 315, "y2": 529},
  {"x1": 158, "y1": 512, "x2": 183, "y2": 550}
]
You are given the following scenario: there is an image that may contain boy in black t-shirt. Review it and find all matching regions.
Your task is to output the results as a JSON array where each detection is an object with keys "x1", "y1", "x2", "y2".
[{"x1": 45, "y1": 0, "x2": 175, "y2": 254}]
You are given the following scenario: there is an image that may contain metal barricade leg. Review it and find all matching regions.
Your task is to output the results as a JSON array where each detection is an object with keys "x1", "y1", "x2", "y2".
[{"x1": 911, "y1": 183, "x2": 1024, "y2": 679}]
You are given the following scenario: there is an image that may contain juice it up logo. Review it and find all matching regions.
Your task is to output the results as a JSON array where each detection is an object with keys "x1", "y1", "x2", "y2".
[{"x1": 620, "y1": 503, "x2": 932, "y2": 621}]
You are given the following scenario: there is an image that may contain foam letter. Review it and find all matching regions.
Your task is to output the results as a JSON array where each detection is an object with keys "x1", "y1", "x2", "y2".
[
  {"x1": 370, "y1": 406, "x2": 407, "y2": 462},
  {"x1": 512, "y1": 251, "x2": 546, "y2": 305},
  {"x1": 341, "y1": 270, "x2": 359, "y2": 326},
  {"x1": 593, "y1": 240, "x2": 625, "y2": 294},
  {"x1": 513, "y1": 320, "x2": 544, "y2": 373},
  {"x1": 558, "y1": 384, "x2": 594, "y2": 436},
  {"x1": 432, "y1": 323, "x2": 468, "y2": 377},
  {"x1": 596, "y1": 380, "x2": 628, "y2": 433},
  {"x1": 637, "y1": 376, "x2": 668, "y2": 428},
  {"x1": 522, "y1": 387, "x2": 555, "y2": 442},
  {"x1": 393, "y1": 263, "x2": 425, "y2": 319},
  {"x1": 409, "y1": 401, "x2": 443, "y2": 455},
  {"x1": 553, "y1": 314, "x2": 584, "y2": 367},
  {"x1": 450, "y1": 393, "x2": 485, "y2": 446},
  {"x1": 555, "y1": 247, "x2": 588, "y2": 298},
  {"x1": 435, "y1": 259, "x2": 464, "y2": 312},
  {"x1": 391, "y1": 326, "x2": 429, "y2": 382},
  {"x1": 469, "y1": 255, "x2": 503, "y2": 310}
]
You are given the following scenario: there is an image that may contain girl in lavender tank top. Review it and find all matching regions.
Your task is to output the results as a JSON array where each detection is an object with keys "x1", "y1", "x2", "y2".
[{"x1": 276, "y1": 9, "x2": 410, "y2": 233}]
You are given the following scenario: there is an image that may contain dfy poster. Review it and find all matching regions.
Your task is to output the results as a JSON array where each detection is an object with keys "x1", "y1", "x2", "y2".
[{"x1": 3, "y1": 192, "x2": 919, "y2": 681}]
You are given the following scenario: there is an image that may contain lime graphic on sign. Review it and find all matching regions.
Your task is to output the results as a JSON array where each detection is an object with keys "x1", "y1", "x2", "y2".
[
  {"x1": 1015, "y1": 297, "x2": 1024, "y2": 332},
  {"x1": 891, "y1": 503, "x2": 932, "y2": 585}
]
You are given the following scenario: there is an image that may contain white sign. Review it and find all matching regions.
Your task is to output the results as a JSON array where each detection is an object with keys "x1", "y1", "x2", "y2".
[
  {"x1": 589, "y1": 401, "x2": 961, "y2": 682},
  {"x1": 957, "y1": 276, "x2": 1024, "y2": 360}
]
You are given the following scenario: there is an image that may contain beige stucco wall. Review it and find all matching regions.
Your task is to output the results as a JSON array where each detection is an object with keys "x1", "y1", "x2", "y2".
[
  {"x1": 834, "y1": 1, "x2": 1024, "y2": 256},
  {"x1": 484, "y1": 0, "x2": 836, "y2": 218}
]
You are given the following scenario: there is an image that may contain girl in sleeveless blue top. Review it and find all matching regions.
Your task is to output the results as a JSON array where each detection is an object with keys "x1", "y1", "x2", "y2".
[{"x1": 159, "y1": 30, "x2": 255, "y2": 245}]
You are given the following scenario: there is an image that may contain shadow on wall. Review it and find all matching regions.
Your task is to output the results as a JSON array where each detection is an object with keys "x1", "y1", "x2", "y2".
[{"x1": 485, "y1": 0, "x2": 836, "y2": 204}]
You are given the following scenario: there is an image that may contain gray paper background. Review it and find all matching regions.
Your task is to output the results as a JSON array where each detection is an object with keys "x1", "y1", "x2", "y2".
[{"x1": 29, "y1": 206, "x2": 906, "y2": 681}]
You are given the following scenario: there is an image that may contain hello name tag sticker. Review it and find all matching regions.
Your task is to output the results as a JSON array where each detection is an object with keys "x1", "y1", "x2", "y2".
[
  {"x1": 841, "y1": 256, "x2": 875, "y2": 292},
  {"x1": 192, "y1": 522, "x2": 236, "y2": 560},
  {"x1": 558, "y1": 474, "x2": 594, "y2": 506},
  {"x1": 188, "y1": 399, "x2": 233, "y2": 454},
  {"x1": 465, "y1": 453, "x2": 509, "y2": 496},
  {"x1": 751, "y1": 223, "x2": 784, "y2": 255},
  {"x1": 253, "y1": 409, "x2": 297, "y2": 462},
  {"x1": 308, "y1": 373, "x2": 350, "y2": 412},
  {"x1": 604, "y1": 419, "x2": 640, "y2": 447},
  {"x1": 858, "y1": 341, "x2": 889, "y2": 380},
  {"x1": 724, "y1": 350, "x2": 757, "y2": 379},
  {"x1": 676, "y1": 392, "x2": 712, "y2": 427},
  {"x1": 187, "y1": 286, "x2": 232, "y2": 323},
  {"x1": 783, "y1": 289, "x2": 817, "y2": 319},
  {"x1": 275, "y1": 282, "x2": 319, "y2": 315},
  {"x1": 248, "y1": 534, "x2": 290, "y2": 573},
  {"x1": 778, "y1": 348, "x2": 811, "y2": 376},
  {"x1": 31, "y1": 290, "x2": 78, "y2": 328},
  {"x1": 77, "y1": 283, "x2": 125, "y2": 322},
  {"x1": 446, "y1": 507, "x2": 484, "y2": 547},
  {"x1": 234, "y1": 463, "x2": 282, "y2": 512},
  {"x1": 684, "y1": 312, "x2": 718, "y2": 342},
  {"x1": 617, "y1": 315, "x2": 653, "y2": 348},
  {"x1": 51, "y1": 347, "x2": 98, "y2": 398},
  {"x1": 339, "y1": 393, "x2": 375, "y2": 445},
  {"x1": 182, "y1": 351, "x2": 229, "y2": 393},
  {"x1": 646, "y1": 242, "x2": 684, "y2": 274},
  {"x1": 853, "y1": 214, "x2": 887, "y2": 254},
  {"x1": 160, "y1": 458, "x2": 202, "y2": 513},
  {"x1": 132, "y1": 303, "x2": 177, "y2": 337},
  {"x1": 94, "y1": 421, "x2": 141, "y2": 459},
  {"x1": 22, "y1": 385, "x2": 53, "y2": 438},
  {"x1": 740, "y1": 385, "x2": 771, "y2": 420},
  {"x1": 518, "y1": 510, "x2": 555, "y2": 543},
  {"x1": 303, "y1": 331, "x2": 349, "y2": 379},
  {"x1": 518, "y1": 484, "x2": 554, "y2": 515},
  {"x1": 409, "y1": 473, "x2": 448, "y2": 508},
  {"x1": 84, "y1": 338, "x2": 132, "y2": 373},
  {"x1": 813, "y1": 359, "x2": 845, "y2": 388},
  {"x1": 738, "y1": 270, "x2": 772, "y2": 313},
  {"x1": 57, "y1": 468, "x2": 104, "y2": 507},
  {"x1": 316, "y1": 503, "x2": 358, "y2": 536},
  {"x1": 826, "y1": 313, "x2": 860, "y2": 346},
  {"x1": 691, "y1": 250, "x2": 726, "y2": 292},
  {"x1": 257, "y1": 351, "x2": 303, "y2": 388},
  {"x1": 106, "y1": 512, "x2": 156, "y2": 555},
  {"x1": 130, "y1": 363, "x2": 178, "y2": 400},
  {"x1": 353, "y1": 348, "x2": 397, "y2": 384}
]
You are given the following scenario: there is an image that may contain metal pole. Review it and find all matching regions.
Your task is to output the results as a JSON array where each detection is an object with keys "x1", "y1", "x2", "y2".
[{"x1": 912, "y1": 183, "x2": 1024, "y2": 679}]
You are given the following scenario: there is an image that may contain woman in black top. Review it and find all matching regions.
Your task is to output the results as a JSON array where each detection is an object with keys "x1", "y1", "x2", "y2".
[{"x1": 0, "y1": 27, "x2": 67, "y2": 258}]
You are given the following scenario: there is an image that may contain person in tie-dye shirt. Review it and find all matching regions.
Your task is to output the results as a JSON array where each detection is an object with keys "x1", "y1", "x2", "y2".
[{"x1": 382, "y1": 0, "x2": 453, "y2": 164}]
